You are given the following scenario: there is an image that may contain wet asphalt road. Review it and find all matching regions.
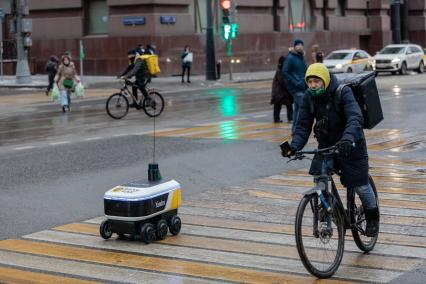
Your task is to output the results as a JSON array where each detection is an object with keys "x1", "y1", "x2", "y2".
[
  {"x1": 0, "y1": 73, "x2": 425, "y2": 282},
  {"x1": 0, "y1": 74, "x2": 425, "y2": 237}
]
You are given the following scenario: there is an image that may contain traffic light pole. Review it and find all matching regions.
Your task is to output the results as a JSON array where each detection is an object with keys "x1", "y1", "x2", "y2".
[
  {"x1": 15, "y1": 0, "x2": 31, "y2": 84},
  {"x1": 206, "y1": 0, "x2": 217, "y2": 80},
  {"x1": 228, "y1": 39, "x2": 233, "y2": 80}
]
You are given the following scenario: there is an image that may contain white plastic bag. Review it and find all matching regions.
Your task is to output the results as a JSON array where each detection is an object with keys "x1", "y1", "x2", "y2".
[
  {"x1": 51, "y1": 84, "x2": 60, "y2": 101},
  {"x1": 75, "y1": 82, "x2": 84, "y2": 98}
]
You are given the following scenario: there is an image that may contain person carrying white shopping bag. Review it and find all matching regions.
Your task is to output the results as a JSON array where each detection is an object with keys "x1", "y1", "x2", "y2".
[{"x1": 54, "y1": 53, "x2": 80, "y2": 112}]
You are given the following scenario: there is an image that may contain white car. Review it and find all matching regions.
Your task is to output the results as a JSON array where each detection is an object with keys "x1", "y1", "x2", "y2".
[
  {"x1": 374, "y1": 44, "x2": 424, "y2": 75},
  {"x1": 324, "y1": 49, "x2": 375, "y2": 73}
]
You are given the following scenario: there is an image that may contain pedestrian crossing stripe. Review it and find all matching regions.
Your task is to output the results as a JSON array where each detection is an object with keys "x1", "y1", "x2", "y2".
[
  {"x1": 52, "y1": 222, "x2": 423, "y2": 271},
  {"x1": 0, "y1": 239, "x2": 351, "y2": 284},
  {"x1": 0, "y1": 156, "x2": 424, "y2": 282},
  {"x1": 151, "y1": 121, "x2": 426, "y2": 152},
  {"x1": 0, "y1": 266, "x2": 99, "y2": 283}
]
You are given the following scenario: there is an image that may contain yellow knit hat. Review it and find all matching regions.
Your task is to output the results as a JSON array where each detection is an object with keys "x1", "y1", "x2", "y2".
[{"x1": 305, "y1": 63, "x2": 331, "y2": 89}]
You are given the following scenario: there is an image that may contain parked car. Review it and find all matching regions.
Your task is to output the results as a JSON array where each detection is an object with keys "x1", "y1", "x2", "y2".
[
  {"x1": 323, "y1": 49, "x2": 375, "y2": 73},
  {"x1": 424, "y1": 48, "x2": 426, "y2": 63},
  {"x1": 374, "y1": 44, "x2": 424, "y2": 75}
]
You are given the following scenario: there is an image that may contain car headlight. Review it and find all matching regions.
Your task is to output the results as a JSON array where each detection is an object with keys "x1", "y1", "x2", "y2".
[
  {"x1": 391, "y1": 58, "x2": 401, "y2": 63},
  {"x1": 335, "y1": 64, "x2": 343, "y2": 69}
]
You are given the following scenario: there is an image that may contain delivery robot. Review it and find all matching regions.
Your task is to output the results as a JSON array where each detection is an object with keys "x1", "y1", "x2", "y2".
[{"x1": 100, "y1": 179, "x2": 182, "y2": 244}]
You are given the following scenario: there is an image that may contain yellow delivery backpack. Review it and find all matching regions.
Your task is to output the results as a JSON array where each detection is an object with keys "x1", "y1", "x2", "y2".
[{"x1": 140, "y1": 54, "x2": 161, "y2": 76}]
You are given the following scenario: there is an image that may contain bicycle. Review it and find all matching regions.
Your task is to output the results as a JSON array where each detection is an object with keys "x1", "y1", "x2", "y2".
[
  {"x1": 284, "y1": 144, "x2": 379, "y2": 278},
  {"x1": 106, "y1": 79, "x2": 164, "y2": 119}
]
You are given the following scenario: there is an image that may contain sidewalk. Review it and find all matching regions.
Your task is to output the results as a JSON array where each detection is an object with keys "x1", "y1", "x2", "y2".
[
  {"x1": 0, "y1": 70, "x2": 275, "y2": 92},
  {"x1": 0, "y1": 70, "x2": 274, "y2": 112}
]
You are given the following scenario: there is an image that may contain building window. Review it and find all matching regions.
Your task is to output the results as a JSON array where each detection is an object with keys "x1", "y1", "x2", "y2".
[
  {"x1": 288, "y1": 0, "x2": 313, "y2": 32},
  {"x1": 335, "y1": 0, "x2": 346, "y2": 17},
  {"x1": 85, "y1": 0, "x2": 109, "y2": 35}
]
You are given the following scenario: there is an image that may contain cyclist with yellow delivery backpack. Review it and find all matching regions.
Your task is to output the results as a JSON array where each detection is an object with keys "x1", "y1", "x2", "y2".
[{"x1": 119, "y1": 49, "x2": 160, "y2": 108}]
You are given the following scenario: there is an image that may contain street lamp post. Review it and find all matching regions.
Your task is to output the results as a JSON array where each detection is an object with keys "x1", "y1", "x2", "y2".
[
  {"x1": 206, "y1": 0, "x2": 217, "y2": 80},
  {"x1": 390, "y1": 0, "x2": 402, "y2": 44},
  {"x1": 15, "y1": 0, "x2": 31, "y2": 84}
]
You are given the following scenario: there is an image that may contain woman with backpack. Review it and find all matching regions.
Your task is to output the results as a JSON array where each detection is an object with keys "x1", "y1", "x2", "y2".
[
  {"x1": 55, "y1": 54, "x2": 80, "y2": 112},
  {"x1": 271, "y1": 56, "x2": 293, "y2": 123}
]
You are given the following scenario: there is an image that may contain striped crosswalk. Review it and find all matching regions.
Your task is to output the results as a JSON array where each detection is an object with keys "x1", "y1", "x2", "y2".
[
  {"x1": 0, "y1": 153, "x2": 424, "y2": 282},
  {"x1": 151, "y1": 120, "x2": 426, "y2": 152}
]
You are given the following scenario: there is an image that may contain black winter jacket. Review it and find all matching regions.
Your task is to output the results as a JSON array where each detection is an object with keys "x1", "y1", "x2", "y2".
[
  {"x1": 270, "y1": 67, "x2": 293, "y2": 105},
  {"x1": 120, "y1": 58, "x2": 150, "y2": 84},
  {"x1": 290, "y1": 74, "x2": 369, "y2": 187}
]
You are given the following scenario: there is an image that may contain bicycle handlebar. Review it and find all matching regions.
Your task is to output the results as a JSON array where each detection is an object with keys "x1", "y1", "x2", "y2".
[
  {"x1": 287, "y1": 145, "x2": 338, "y2": 163},
  {"x1": 296, "y1": 145, "x2": 338, "y2": 156}
]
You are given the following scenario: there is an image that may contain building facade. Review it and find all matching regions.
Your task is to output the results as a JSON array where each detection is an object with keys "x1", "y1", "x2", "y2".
[{"x1": 15, "y1": 1, "x2": 426, "y2": 75}]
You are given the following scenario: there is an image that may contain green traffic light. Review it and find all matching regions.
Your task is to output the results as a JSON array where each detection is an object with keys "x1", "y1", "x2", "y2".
[
  {"x1": 222, "y1": 23, "x2": 238, "y2": 40},
  {"x1": 223, "y1": 24, "x2": 231, "y2": 40},
  {"x1": 231, "y1": 23, "x2": 238, "y2": 39}
]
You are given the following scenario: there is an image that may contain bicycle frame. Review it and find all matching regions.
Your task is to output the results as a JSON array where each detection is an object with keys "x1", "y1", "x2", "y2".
[{"x1": 301, "y1": 152, "x2": 357, "y2": 232}]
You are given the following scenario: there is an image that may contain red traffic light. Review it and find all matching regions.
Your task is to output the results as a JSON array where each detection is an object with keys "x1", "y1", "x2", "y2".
[{"x1": 221, "y1": 0, "x2": 231, "y2": 10}]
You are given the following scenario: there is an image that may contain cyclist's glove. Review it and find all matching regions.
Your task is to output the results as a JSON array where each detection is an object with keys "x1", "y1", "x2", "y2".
[
  {"x1": 281, "y1": 145, "x2": 297, "y2": 158},
  {"x1": 336, "y1": 140, "x2": 353, "y2": 158}
]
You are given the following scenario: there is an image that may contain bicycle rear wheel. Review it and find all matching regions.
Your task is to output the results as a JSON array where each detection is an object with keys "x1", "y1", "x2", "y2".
[
  {"x1": 351, "y1": 175, "x2": 380, "y2": 252},
  {"x1": 106, "y1": 93, "x2": 129, "y2": 119},
  {"x1": 295, "y1": 194, "x2": 345, "y2": 279},
  {"x1": 142, "y1": 91, "x2": 164, "y2": 117}
]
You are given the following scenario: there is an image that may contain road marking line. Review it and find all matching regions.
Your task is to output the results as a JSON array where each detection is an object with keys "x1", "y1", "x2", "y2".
[
  {"x1": 112, "y1": 133, "x2": 128, "y2": 137},
  {"x1": 24, "y1": 230, "x2": 399, "y2": 283},
  {"x1": 84, "y1": 137, "x2": 102, "y2": 141},
  {"x1": 0, "y1": 250, "x2": 211, "y2": 284},
  {"x1": 253, "y1": 114, "x2": 267, "y2": 118},
  {"x1": 13, "y1": 146, "x2": 35, "y2": 151},
  {"x1": 0, "y1": 239, "x2": 349, "y2": 284},
  {"x1": 53, "y1": 222, "x2": 421, "y2": 272},
  {"x1": 259, "y1": 177, "x2": 426, "y2": 196},
  {"x1": 49, "y1": 141, "x2": 70, "y2": 146},
  {"x1": 184, "y1": 123, "x2": 288, "y2": 139},
  {"x1": 0, "y1": 265, "x2": 98, "y2": 284}
]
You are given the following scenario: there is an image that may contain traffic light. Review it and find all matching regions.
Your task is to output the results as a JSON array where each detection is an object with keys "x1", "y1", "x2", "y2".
[{"x1": 221, "y1": 0, "x2": 231, "y2": 24}]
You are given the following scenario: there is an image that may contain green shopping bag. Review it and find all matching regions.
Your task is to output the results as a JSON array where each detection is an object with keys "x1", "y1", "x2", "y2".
[
  {"x1": 75, "y1": 82, "x2": 84, "y2": 98},
  {"x1": 51, "y1": 84, "x2": 60, "y2": 101}
]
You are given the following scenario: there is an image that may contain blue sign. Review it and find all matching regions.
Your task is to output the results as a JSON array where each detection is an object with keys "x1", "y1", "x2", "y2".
[
  {"x1": 160, "y1": 16, "x2": 176, "y2": 25},
  {"x1": 123, "y1": 16, "x2": 145, "y2": 26}
]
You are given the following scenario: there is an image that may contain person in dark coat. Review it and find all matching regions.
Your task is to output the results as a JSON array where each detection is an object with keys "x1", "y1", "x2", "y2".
[
  {"x1": 145, "y1": 44, "x2": 156, "y2": 55},
  {"x1": 282, "y1": 63, "x2": 379, "y2": 237},
  {"x1": 271, "y1": 56, "x2": 293, "y2": 123},
  {"x1": 283, "y1": 39, "x2": 307, "y2": 132},
  {"x1": 119, "y1": 49, "x2": 151, "y2": 108},
  {"x1": 45, "y1": 55, "x2": 59, "y2": 96}
]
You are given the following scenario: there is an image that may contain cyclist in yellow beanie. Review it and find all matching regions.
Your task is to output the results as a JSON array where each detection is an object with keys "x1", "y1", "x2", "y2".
[{"x1": 282, "y1": 63, "x2": 379, "y2": 237}]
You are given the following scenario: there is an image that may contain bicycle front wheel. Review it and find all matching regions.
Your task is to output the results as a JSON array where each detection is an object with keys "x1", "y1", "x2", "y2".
[
  {"x1": 142, "y1": 91, "x2": 164, "y2": 117},
  {"x1": 295, "y1": 194, "x2": 345, "y2": 279},
  {"x1": 351, "y1": 175, "x2": 380, "y2": 252},
  {"x1": 106, "y1": 93, "x2": 129, "y2": 119}
]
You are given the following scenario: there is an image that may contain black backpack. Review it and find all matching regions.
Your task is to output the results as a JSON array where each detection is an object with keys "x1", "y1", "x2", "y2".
[{"x1": 308, "y1": 71, "x2": 383, "y2": 129}]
